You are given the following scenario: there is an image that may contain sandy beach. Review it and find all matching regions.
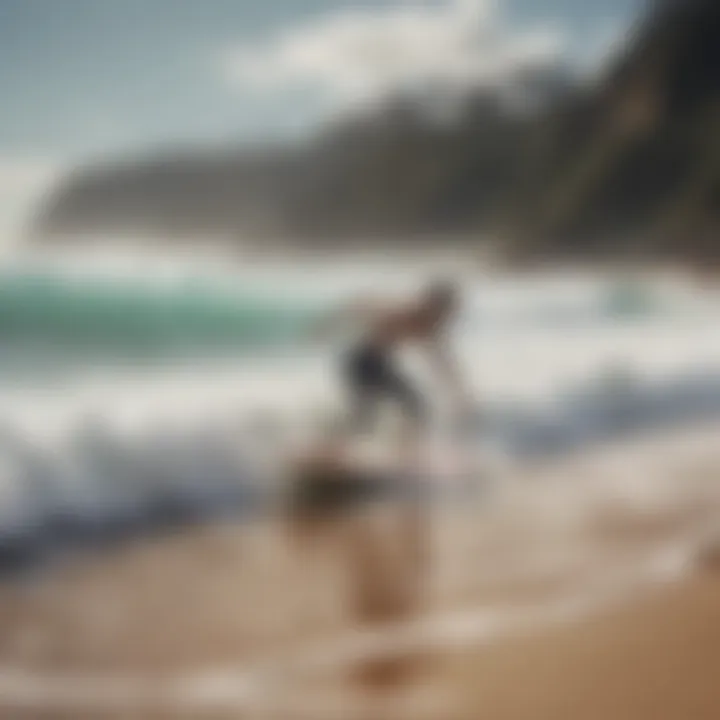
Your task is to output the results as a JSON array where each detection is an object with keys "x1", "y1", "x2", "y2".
[
  {"x1": 447, "y1": 571, "x2": 720, "y2": 720},
  {"x1": 0, "y1": 427, "x2": 718, "y2": 719}
]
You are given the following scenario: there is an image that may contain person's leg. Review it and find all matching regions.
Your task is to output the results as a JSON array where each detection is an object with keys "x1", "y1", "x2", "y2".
[
  {"x1": 342, "y1": 346, "x2": 386, "y2": 437},
  {"x1": 378, "y1": 362, "x2": 428, "y2": 467},
  {"x1": 375, "y1": 363, "x2": 434, "y2": 607},
  {"x1": 343, "y1": 349, "x2": 432, "y2": 622},
  {"x1": 346, "y1": 384, "x2": 379, "y2": 437}
]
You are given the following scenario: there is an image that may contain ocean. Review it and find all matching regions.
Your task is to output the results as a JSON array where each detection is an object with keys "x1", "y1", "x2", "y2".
[{"x1": 0, "y1": 251, "x2": 719, "y2": 574}]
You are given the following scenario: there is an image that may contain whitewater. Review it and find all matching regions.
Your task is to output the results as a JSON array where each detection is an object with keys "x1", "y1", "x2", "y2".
[{"x1": 0, "y1": 252, "x2": 718, "y2": 570}]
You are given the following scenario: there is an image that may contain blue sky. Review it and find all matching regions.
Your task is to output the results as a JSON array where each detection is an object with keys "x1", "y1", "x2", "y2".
[{"x1": 0, "y1": 0, "x2": 642, "y2": 235}]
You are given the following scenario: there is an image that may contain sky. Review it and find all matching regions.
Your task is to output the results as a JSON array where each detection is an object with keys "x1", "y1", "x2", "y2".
[{"x1": 0, "y1": 0, "x2": 643, "y2": 237}]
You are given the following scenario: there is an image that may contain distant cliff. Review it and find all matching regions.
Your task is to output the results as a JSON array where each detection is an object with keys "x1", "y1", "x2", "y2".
[
  {"x1": 503, "y1": 0, "x2": 720, "y2": 263},
  {"x1": 36, "y1": 0, "x2": 720, "y2": 263},
  {"x1": 35, "y1": 89, "x2": 541, "y2": 243}
]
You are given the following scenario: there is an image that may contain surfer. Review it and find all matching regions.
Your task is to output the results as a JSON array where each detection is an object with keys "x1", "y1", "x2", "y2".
[
  {"x1": 314, "y1": 278, "x2": 468, "y2": 454},
  {"x1": 293, "y1": 278, "x2": 469, "y2": 561},
  {"x1": 286, "y1": 280, "x2": 470, "y2": 678}
]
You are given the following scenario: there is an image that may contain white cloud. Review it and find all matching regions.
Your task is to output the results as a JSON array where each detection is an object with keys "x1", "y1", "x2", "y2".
[
  {"x1": 0, "y1": 158, "x2": 61, "y2": 245},
  {"x1": 222, "y1": 0, "x2": 567, "y2": 113}
]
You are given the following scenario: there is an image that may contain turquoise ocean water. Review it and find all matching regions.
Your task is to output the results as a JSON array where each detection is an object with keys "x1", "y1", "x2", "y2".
[{"x1": 0, "y1": 270, "x2": 324, "y2": 376}]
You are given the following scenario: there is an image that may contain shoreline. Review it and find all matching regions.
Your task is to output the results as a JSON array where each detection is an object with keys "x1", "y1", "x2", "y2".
[{"x1": 0, "y1": 424, "x2": 717, "y2": 716}]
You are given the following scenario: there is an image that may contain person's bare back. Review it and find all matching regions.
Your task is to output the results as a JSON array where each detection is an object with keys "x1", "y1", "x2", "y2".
[{"x1": 363, "y1": 301, "x2": 439, "y2": 348}]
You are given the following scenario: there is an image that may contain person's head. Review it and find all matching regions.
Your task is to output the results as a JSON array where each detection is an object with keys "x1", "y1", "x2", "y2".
[{"x1": 421, "y1": 278, "x2": 459, "y2": 324}]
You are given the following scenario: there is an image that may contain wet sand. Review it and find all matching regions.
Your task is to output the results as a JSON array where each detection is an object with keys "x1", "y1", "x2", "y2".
[
  {"x1": 2, "y1": 540, "x2": 719, "y2": 720},
  {"x1": 448, "y1": 570, "x2": 720, "y2": 720},
  {"x1": 0, "y1": 428, "x2": 718, "y2": 718}
]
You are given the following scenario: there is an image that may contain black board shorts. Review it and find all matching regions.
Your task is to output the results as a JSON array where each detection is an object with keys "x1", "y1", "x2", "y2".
[{"x1": 342, "y1": 343, "x2": 426, "y2": 431}]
